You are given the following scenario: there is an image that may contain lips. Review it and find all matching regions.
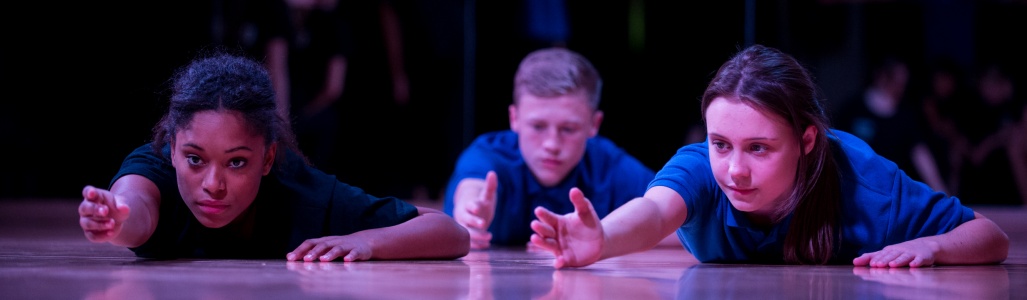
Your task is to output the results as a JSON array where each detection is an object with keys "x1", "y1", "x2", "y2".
[
  {"x1": 196, "y1": 201, "x2": 229, "y2": 215},
  {"x1": 727, "y1": 186, "x2": 755, "y2": 197},
  {"x1": 540, "y1": 158, "x2": 562, "y2": 168}
]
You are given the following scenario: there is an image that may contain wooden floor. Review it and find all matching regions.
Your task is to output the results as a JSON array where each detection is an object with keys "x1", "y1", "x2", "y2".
[{"x1": 1, "y1": 199, "x2": 1025, "y2": 299}]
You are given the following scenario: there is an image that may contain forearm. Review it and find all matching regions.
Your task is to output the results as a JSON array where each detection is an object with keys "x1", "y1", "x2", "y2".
[
  {"x1": 108, "y1": 175, "x2": 161, "y2": 247},
  {"x1": 929, "y1": 214, "x2": 1009, "y2": 265},
  {"x1": 361, "y1": 211, "x2": 470, "y2": 260},
  {"x1": 599, "y1": 197, "x2": 671, "y2": 259},
  {"x1": 109, "y1": 199, "x2": 156, "y2": 248}
]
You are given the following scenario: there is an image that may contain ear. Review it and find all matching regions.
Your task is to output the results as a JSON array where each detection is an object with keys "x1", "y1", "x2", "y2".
[
  {"x1": 508, "y1": 104, "x2": 519, "y2": 133},
  {"x1": 168, "y1": 138, "x2": 177, "y2": 164},
  {"x1": 802, "y1": 125, "x2": 817, "y2": 155},
  {"x1": 262, "y1": 142, "x2": 277, "y2": 176},
  {"x1": 590, "y1": 110, "x2": 604, "y2": 137}
]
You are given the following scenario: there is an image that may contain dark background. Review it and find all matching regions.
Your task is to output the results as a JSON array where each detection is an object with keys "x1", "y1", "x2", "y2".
[{"x1": 2, "y1": 0, "x2": 1024, "y2": 202}]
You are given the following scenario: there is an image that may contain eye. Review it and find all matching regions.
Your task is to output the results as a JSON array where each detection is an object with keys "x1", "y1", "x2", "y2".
[
  {"x1": 186, "y1": 154, "x2": 204, "y2": 166},
  {"x1": 228, "y1": 158, "x2": 248, "y2": 169},
  {"x1": 531, "y1": 123, "x2": 546, "y2": 132},
  {"x1": 559, "y1": 126, "x2": 579, "y2": 135},
  {"x1": 748, "y1": 144, "x2": 768, "y2": 154},
  {"x1": 710, "y1": 140, "x2": 730, "y2": 152}
]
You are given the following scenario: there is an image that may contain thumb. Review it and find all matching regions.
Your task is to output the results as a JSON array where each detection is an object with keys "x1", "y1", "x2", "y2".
[{"x1": 113, "y1": 194, "x2": 131, "y2": 220}]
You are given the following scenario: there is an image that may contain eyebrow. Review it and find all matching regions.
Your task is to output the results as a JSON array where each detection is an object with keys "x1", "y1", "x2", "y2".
[
  {"x1": 707, "y1": 133, "x2": 778, "y2": 142},
  {"x1": 182, "y1": 143, "x2": 254, "y2": 153}
]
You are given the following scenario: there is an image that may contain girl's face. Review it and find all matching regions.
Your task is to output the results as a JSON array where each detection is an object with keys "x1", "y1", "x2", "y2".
[
  {"x1": 170, "y1": 110, "x2": 275, "y2": 228},
  {"x1": 705, "y1": 97, "x2": 806, "y2": 223}
]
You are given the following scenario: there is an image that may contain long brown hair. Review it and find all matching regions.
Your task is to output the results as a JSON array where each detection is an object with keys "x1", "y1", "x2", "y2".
[{"x1": 701, "y1": 44, "x2": 841, "y2": 264}]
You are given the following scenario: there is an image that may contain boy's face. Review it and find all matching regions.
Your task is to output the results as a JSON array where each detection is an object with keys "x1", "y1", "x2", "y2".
[
  {"x1": 509, "y1": 91, "x2": 602, "y2": 187},
  {"x1": 170, "y1": 110, "x2": 276, "y2": 228}
]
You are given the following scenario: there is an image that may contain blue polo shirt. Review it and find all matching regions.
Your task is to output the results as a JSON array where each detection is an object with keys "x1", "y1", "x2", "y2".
[
  {"x1": 651, "y1": 129, "x2": 974, "y2": 263},
  {"x1": 444, "y1": 130, "x2": 655, "y2": 246}
]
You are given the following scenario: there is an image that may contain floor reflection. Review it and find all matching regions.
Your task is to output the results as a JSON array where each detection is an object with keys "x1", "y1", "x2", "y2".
[
  {"x1": 674, "y1": 263, "x2": 1017, "y2": 300},
  {"x1": 851, "y1": 265, "x2": 1010, "y2": 300},
  {"x1": 285, "y1": 260, "x2": 473, "y2": 298},
  {"x1": 1, "y1": 200, "x2": 1025, "y2": 300}
]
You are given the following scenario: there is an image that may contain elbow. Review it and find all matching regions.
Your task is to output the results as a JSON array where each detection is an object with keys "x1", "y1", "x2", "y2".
[
  {"x1": 992, "y1": 231, "x2": 1010, "y2": 264},
  {"x1": 412, "y1": 210, "x2": 470, "y2": 259},
  {"x1": 988, "y1": 218, "x2": 1011, "y2": 264},
  {"x1": 976, "y1": 223, "x2": 1011, "y2": 265},
  {"x1": 439, "y1": 215, "x2": 471, "y2": 259},
  {"x1": 452, "y1": 223, "x2": 471, "y2": 257}
]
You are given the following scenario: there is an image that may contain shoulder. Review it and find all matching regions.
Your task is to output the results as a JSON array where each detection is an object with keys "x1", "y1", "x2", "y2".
[
  {"x1": 585, "y1": 135, "x2": 628, "y2": 153},
  {"x1": 583, "y1": 135, "x2": 652, "y2": 172},
  {"x1": 113, "y1": 143, "x2": 175, "y2": 190},
  {"x1": 650, "y1": 141, "x2": 715, "y2": 193},
  {"x1": 584, "y1": 135, "x2": 631, "y2": 159},
  {"x1": 829, "y1": 129, "x2": 899, "y2": 194},
  {"x1": 267, "y1": 148, "x2": 340, "y2": 208},
  {"x1": 459, "y1": 130, "x2": 522, "y2": 162},
  {"x1": 470, "y1": 130, "x2": 517, "y2": 147},
  {"x1": 669, "y1": 141, "x2": 711, "y2": 162}
]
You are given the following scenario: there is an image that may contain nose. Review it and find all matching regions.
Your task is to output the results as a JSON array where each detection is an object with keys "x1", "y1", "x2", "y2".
[
  {"x1": 541, "y1": 128, "x2": 561, "y2": 153},
  {"x1": 203, "y1": 166, "x2": 227, "y2": 199},
  {"x1": 727, "y1": 152, "x2": 750, "y2": 185}
]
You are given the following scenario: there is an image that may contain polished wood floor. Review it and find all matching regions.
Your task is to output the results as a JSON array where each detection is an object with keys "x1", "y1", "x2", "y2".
[{"x1": 1, "y1": 199, "x2": 1025, "y2": 299}]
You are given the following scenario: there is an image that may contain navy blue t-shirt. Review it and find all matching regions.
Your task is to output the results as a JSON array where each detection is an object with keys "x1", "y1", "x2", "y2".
[{"x1": 112, "y1": 143, "x2": 418, "y2": 259}]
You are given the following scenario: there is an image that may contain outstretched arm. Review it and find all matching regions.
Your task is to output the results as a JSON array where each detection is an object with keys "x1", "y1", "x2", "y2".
[
  {"x1": 853, "y1": 211, "x2": 1009, "y2": 267},
  {"x1": 78, "y1": 174, "x2": 161, "y2": 247},
  {"x1": 287, "y1": 206, "x2": 470, "y2": 262}
]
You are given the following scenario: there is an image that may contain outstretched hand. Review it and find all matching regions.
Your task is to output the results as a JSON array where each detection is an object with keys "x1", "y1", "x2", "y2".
[
  {"x1": 78, "y1": 185, "x2": 131, "y2": 243},
  {"x1": 453, "y1": 171, "x2": 499, "y2": 249},
  {"x1": 529, "y1": 187, "x2": 603, "y2": 268},
  {"x1": 852, "y1": 238, "x2": 937, "y2": 268},
  {"x1": 287, "y1": 235, "x2": 374, "y2": 262}
]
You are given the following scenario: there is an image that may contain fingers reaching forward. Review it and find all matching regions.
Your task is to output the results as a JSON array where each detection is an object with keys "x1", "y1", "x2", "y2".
[
  {"x1": 454, "y1": 171, "x2": 499, "y2": 249},
  {"x1": 530, "y1": 187, "x2": 604, "y2": 268},
  {"x1": 79, "y1": 185, "x2": 130, "y2": 243}
]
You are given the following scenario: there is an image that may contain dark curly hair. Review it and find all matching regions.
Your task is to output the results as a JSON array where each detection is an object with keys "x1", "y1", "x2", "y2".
[{"x1": 151, "y1": 49, "x2": 303, "y2": 167}]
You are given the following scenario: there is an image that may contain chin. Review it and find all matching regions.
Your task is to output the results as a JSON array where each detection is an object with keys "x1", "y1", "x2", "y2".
[
  {"x1": 190, "y1": 211, "x2": 232, "y2": 228},
  {"x1": 534, "y1": 173, "x2": 564, "y2": 187},
  {"x1": 193, "y1": 217, "x2": 225, "y2": 228},
  {"x1": 727, "y1": 199, "x2": 758, "y2": 212}
]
